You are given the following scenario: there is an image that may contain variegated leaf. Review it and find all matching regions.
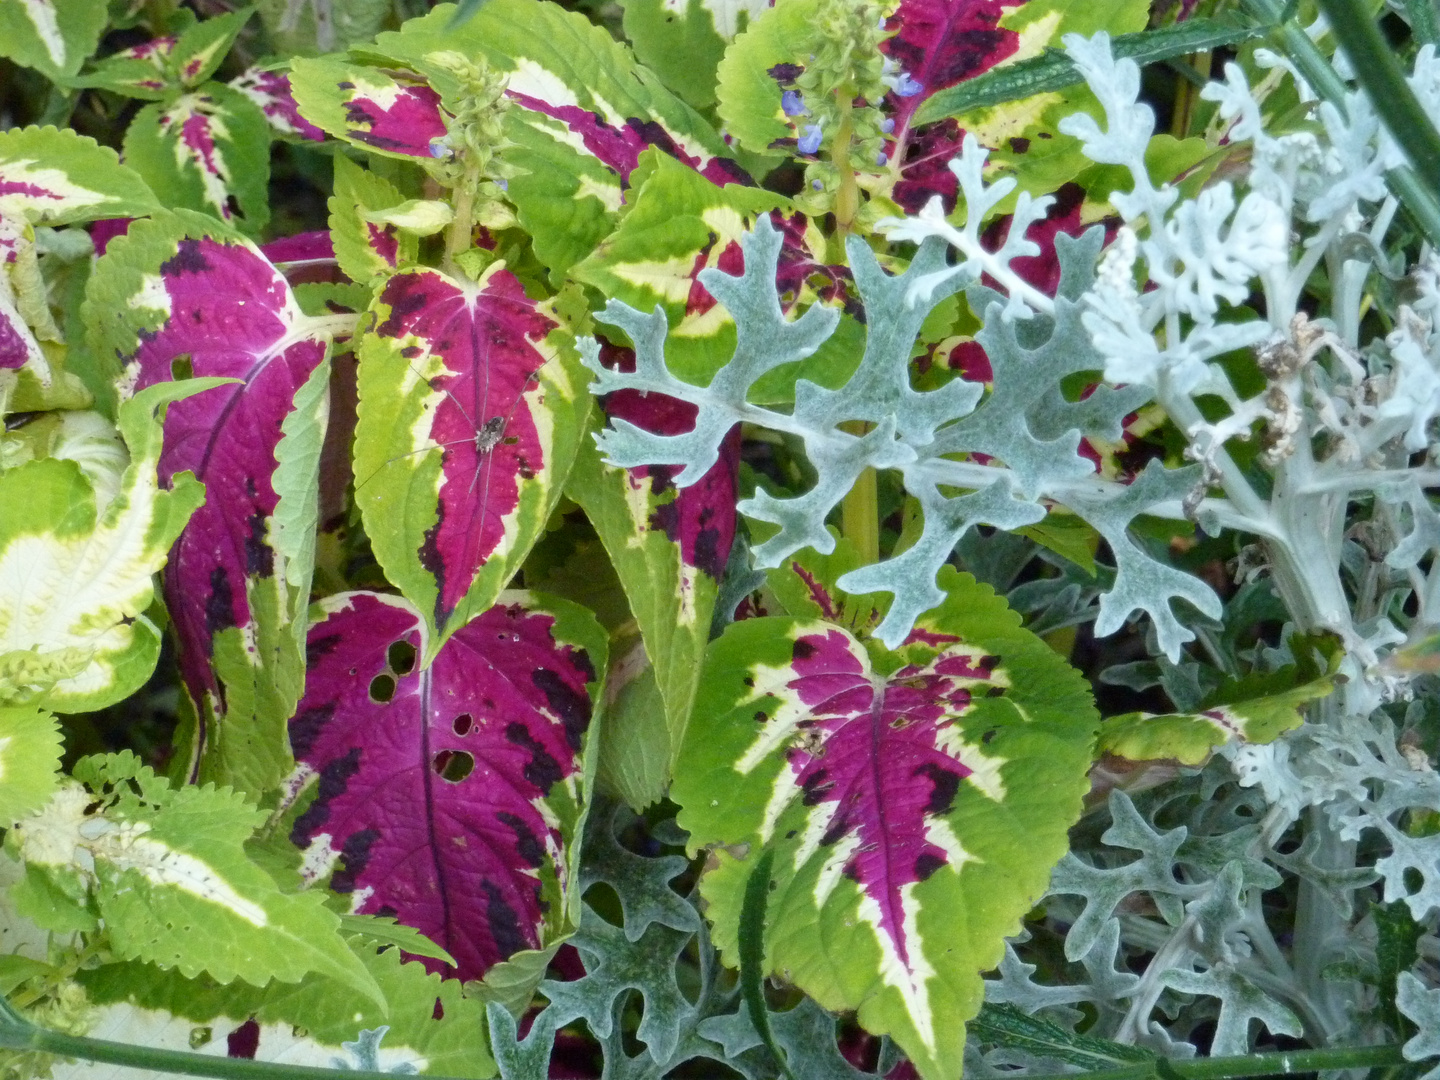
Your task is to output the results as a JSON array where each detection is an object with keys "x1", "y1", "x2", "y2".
[
  {"x1": 229, "y1": 67, "x2": 326, "y2": 142},
  {"x1": 288, "y1": 589, "x2": 605, "y2": 981},
  {"x1": 374, "y1": 0, "x2": 746, "y2": 277},
  {"x1": 327, "y1": 155, "x2": 417, "y2": 285},
  {"x1": 8, "y1": 754, "x2": 384, "y2": 1004},
  {"x1": 672, "y1": 569, "x2": 1097, "y2": 1080},
  {"x1": 0, "y1": 705, "x2": 62, "y2": 825},
  {"x1": 0, "y1": 0, "x2": 107, "y2": 79},
  {"x1": 84, "y1": 211, "x2": 337, "y2": 794},
  {"x1": 619, "y1": 0, "x2": 769, "y2": 108},
  {"x1": 0, "y1": 126, "x2": 159, "y2": 225},
  {"x1": 288, "y1": 58, "x2": 449, "y2": 160},
  {"x1": 353, "y1": 264, "x2": 589, "y2": 658},
  {"x1": 0, "y1": 381, "x2": 224, "y2": 713},
  {"x1": 122, "y1": 83, "x2": 272, "y2": 233}
]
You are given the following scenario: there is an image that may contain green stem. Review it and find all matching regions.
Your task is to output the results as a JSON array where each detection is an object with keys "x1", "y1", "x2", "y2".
[
  {"x1": 839, "y1": 420, "x2": 879, "y2": 564},
  {"x1": 1242, "y1": 0, "x2": 1440, "y2": 247},
  {"x1": 0, "y1": 1014, "x2": 411, "y2": 1080},
  {"x1": 1016, "y1": 1043, "x2": 1410, "y2": 1080},
  {"x1": 829, "y1": 94, "x2": 859, "y2": 240},
  {"x1": 442, "y1": 160, "x2": 482, "y2": 278}
]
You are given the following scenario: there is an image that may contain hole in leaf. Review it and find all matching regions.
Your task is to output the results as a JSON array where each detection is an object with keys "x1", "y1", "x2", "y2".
[
  {"x1": 369, "y1": 673, "x2": 396, "y2": 702},
  {"x1": 432, "y1": 749, "x2": 474, "y2": 782},
  {"x1": 387, "y1": 640, "x2": 416, "y2": 675},
  {"x1": 453, "y1": 713, "x2": 473, "y2": 736},
  {"x1": 1405, "y1": 866, "x2": 1425, "y2": 895},
  {"x1": 170, "y1": 354, "x2": 194, "y2": 380}
]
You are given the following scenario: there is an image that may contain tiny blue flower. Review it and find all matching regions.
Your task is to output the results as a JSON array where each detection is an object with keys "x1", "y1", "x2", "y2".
[
  {"x1": 782, "y1": 90, "x2": 807, "y2": 116},
  {"x1": 876, "y1": 151, "x2": 887, "y2": 166},
  {"x1": 811, "y1": 179, "x2": 824, "y2": 190},
  {"x1": 797, "y1": 123, "x2": 824, "y2": 155},
  {"x1": 429, "y1": 137, "x2": 452, "y2": 159},
  {"x1": 880, "y1": 118, "x2": 895, "y2": 134},
  {"x1": 496, "y1": 178, "x2": 508, "y2": 191},
  {"x1": 891, "y1": 72, "x2": 924, "y2": 97}
]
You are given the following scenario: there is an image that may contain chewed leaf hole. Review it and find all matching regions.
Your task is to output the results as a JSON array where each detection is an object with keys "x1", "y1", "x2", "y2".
[
  {"x1": 387, "y1": 640, "x2": 416, "y2": 675},
  {"x1": 369, "y1": 673, "x2": 396, "y2": 703},
  {"x1": 170, "y1": 354, "x2": 194, "y2": 380},
  {"x1": 432, "y1": 749, "x2": 475, "y2": 782},
  {"x1": 453, "y1": 713, "x2": 473, "y2": 736}
]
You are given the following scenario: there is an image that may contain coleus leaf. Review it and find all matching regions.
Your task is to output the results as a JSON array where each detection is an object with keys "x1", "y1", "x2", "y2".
[
  {"x1": 7, "y1": 753, "x2": 385, "y2": 1006},
  {"x1": 353, "y1": 263, "x2": 590, "y2": 656},
  {"x1": 619, "y1": 0, "x2": 770, "y2": 109},
  {"x1": 122, "y1": 83, "x2": 272, "y2": 234},
  {"x1": 0, "y1": 380, "x2": 223, "y2": 713},
  {"x1": 77, "y1": 946, "x2": 493, "y2": 1077},
  {"x1": 288, "y1": 58, "x2": 450, "y2": 160},
  {"x1": 0, "y1": 0, "x2": 108, "y2": 79},
  {"x1": 375, "y1": 0, "x2": 745, "y2": 277},
  {"x1": 255, "y1": 0, "x2": 392, "y2": 57},
  {"x1": 287, "y1": 589, "x2": 606, "y2": 982},
  {"x1": 880, "y1": 0, "x2": 1020, "y2": 213},
  {"x1": 0, "y1": 705, "x2": 62, "y2": 825},
  {"x1": 71, "y1": 37, "x2": 180, "y2": 100},
  {"x1": 672, "y1": 568, "x2": 1098, "y2": 1079},
  {"x1": 1100, "y1": 636, "x2": 1341, "y2": 765},
  {"x1": 229, "y1": 68, "x2": 327, "y2": 142},
  {"x1": 0, "y1": 126, "x2": 159, "y2": 226},
  {"x1": 168, "y1": 6, "x2": 254, "y2": 88},
  {"x1": 84, "y1": 211, "x2": 337, "y2": 793},
  {"x1": 327, "y1": 154, "x2": 416, "y2": 288}
]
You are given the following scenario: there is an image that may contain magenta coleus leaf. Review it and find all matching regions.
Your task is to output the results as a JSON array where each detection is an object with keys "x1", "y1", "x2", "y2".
[
  {"x1": 288, "y1": 589, "x2": 606, "y2": 981},
  {"x1": 230, "y1": 68, "x2": 326, "y2": 142},
  {"x1": 85, "y1": 211, "x2": 339, "y2": 793},
  {"x1": 673, "y1": 569, "x2": 1099, "y2": 1078},
  {"x1": 354, "y1": 264, "x2": 591, "y2": 658},
  {"x1": 289, "y1": 59, "x2": 450, "y2": 160},
  {"x1": 881, "y1": 0, "x2": 1018, "y2": 212}
]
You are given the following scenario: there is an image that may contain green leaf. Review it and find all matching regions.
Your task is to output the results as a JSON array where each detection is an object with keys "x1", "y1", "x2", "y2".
[
  {"x1": 0, "y1": 705, "x2": 62, "y2": 825},
  {"x1": 0, "y1": 380, "x2": 225, "y2": 713},
  {"x1": 1099, "y1": 637, "x2": 1339, "y2": 764},
  {"x1": 78, "y1": 943, "x2": 495, "y2": 1077},
  {"x1": 0, "y1": 126, "x2": 159, "y2": 225},
  {"x1": 1375, "y1": 901, "x2": 1425, "y2": 1038},
  {"x1": 122, "y1": 83, "x2": 271, "y2": 233},
  {"x1": 913, "y1": 16, "x2": 1263, "y2": 127},
  {"x1": 169, "y1": 7, "x2": 254, "y2": 88},
  {"x1": 338, "y1": 914, "x2": 457, "y2": 967},
  {"x1": 968, "y1": 1002, "x2": 1158, "y2": 1069},
  {"x1": 10, "y1": 755, "x2": 385, "y2": 1009},
  {"x1": 621, "y1": 0, "x2": 768, "y2": 109},
  {"x1": 715, "y1": 0, "x2": 821, "y2": 159},
  {"x1": 271, "y1": 354, "x2": 331, "y2": 663},
  {"x1": 328, "y1": 155, "x2": 420, "y2": 285},
  {"x1": 0, "y1": 0, "x2": 108, "y2": 79},
  {"x1": 1015, "y1": 511, "x2": 1098, "y2": 576},
  {"x1": 673, "y1": 569, "x2": 1098, "y2": 1079},
  {"x1": 256, "y1": 0, "x2": 392, "y2": 56},
  {"x1": 740, "y1": 846, "x2": 795, "y2": 1080}
]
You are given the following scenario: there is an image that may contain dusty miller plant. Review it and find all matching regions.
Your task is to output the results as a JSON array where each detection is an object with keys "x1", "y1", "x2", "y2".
[{"x1": 585, "y1": 29, "x2": 1440, "y2": 1068}]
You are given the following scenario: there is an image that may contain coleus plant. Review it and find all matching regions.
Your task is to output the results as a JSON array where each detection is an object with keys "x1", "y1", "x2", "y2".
[{"x1": 4, "y1": 0, "x2": 1440, "y2": 1079}]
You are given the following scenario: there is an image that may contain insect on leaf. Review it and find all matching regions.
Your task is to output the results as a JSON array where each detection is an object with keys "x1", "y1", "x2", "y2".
[
  {"x1": 287, "y1": 589, "x2": 606, "y2": 982},
  {"x1": 353, "y1": 264, "x2": 590, "y2": 656},
  {"x1": 673, "y1": 569, "x2": 1098, "y2": 1080}
]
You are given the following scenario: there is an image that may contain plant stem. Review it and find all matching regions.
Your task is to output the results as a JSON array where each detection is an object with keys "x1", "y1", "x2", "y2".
[
  {"x1": 442, "y1": 160, "x2": 482, "y2": 278},
  {"x1": 0, "y1": 1015, "x2": 408, "y2": 1080},
  {"x1": 839, "y1": 422, "x2": 879, "y2": 564},
  {"x1": 830, "y1": 95, "x2": 859, "y2": 240},
  {"x1": 1242, "y1": 0, "x2": 1440, "y2": 247},
  {"x1": 1314, "y1": 0, "x2": 1440, "y2": 194},
  {"x1": 1014, "y1": 1043, "x2": 1410, "y2": 1080}
]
